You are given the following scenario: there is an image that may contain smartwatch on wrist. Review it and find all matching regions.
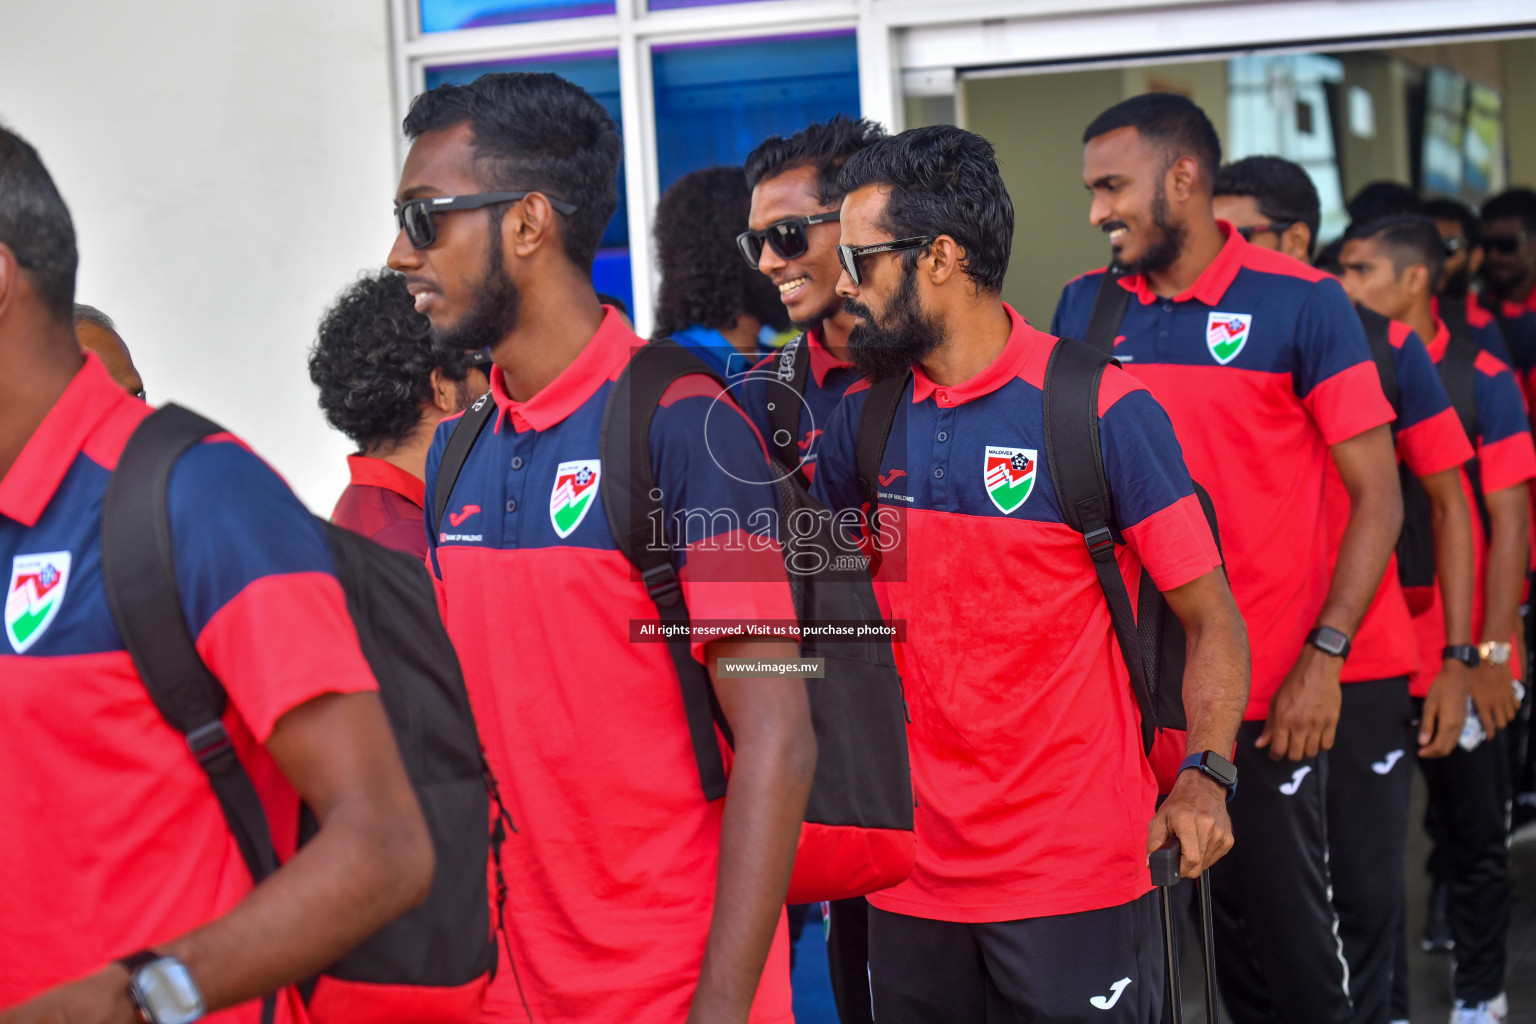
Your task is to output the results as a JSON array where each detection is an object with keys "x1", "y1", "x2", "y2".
[
  {"x1": 1478, "y1": 641, "x2": 1512, "y2": 666},
  {"x1": 1306, "y1": 625, "x2": 1351, "y2": 659},
  {"x1": 1178, "y1": 750, "x2": 1238, "y2": 801},
  {"x1": 120, "y1": 951, "x2": 205, "y2": 1024},
  {"x1": 1442, "y1": 644, "x2": 1480, "y2": 668}
]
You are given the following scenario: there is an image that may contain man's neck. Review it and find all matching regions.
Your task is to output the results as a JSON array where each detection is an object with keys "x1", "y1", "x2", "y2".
[
  {"x1": 1146, "y1": 213, "x2": 1226, "y2": 299},
  {"x1": 818, "y1": 308, "x2": 856, "y2": 364},
  {"x1": 0, "y1": 320, "x2": 85, "y2": 482},
  {"x1": 492, "y1": 274, "x2": 606, "y2": 403},
  {"x1": 919, "y1": 298, "x2": 1012, "y2": 388},
  {"x1": 366, "y1": 419, "x2": 439, "y2": 483},
  {"x1": 1498, "y1": 270, "x2": 1536, "y2": 309},
  {"x1": 1404, "y1": 300, "x2": 1437, "y2": 347},
  {"x1": 720, "y1": 314, "x2": 763, "y2": 356}
]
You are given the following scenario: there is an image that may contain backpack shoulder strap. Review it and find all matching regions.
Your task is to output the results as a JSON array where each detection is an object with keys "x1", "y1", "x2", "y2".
[
  {"x1": 1084, "y1": 267, "x2": 1132, "y2": 354},
  {"x1": 99, "y1": 405, "x2": 280, "y2": 887},
  {"x1": 432, "y1": 391, "x2": 496, "y2": 534},
  {"x1": 1356, "y1": 305, "x2": 1401, "y2": 415},
  {"x1": 1040, "y1": 339, "x2": 1157, "y2": 753},
  {"x1": 600, "y1": 338, "x2": 731, "y2": 801},
  {"x1": 1439, "y1": 328, "x2": 1481, "y2": 447},
  {"x1": 768, "y1": 334, "x2": 810, "y2": 471},
  {"x1": 855, "y1": 372, "x2": 910, "y2": 526}
]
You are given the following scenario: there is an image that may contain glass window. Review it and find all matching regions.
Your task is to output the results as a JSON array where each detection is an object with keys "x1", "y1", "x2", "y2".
[
  {"x1": 647, "y1": 0, "x2": 766, "y2": 11},
  {"x1": 423, "y1": 53, "x2": 633, "y2": 315},
  {"x1": 651, "y1": 32, "x2": 859, "y2": 193},
  {"x1": 420, "y1": 0, "x2": 615, "y2": 32}
]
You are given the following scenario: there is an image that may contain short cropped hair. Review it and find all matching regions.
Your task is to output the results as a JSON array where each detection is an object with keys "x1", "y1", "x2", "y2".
[
  {"x1": 402, "y1": 72, "x2": 622, "y2": 272},
  {"x1": 835, "y1": 126, "x2": 1013, "y2": 294},
  {"x1": 1347, "y1": 213, "x2": 1446, "y2": 291},
  {"x1": 1420, "y1": 197, "x2": 1481, "y2": 249},
  {"x1": 1481, "y1": 188, "x2": 1536, "y2": 234},
  {"x1": 73, "y1": 303, "x2": 117, "y2": 332},
  {"x1": 309, "y1": 269, "x2": 480, "y2": 452},
  {"x1": 0, "y1": 125, "x2": 77, "y2": 320},
  {"x1": 1083, "y1": 93, "x2": 1221, "y2": 186},
  {"x1": 1346, "y1": 181, "x2": 1418, "y2": 227},
  {"x1": 1214, "y1": 156, "x2": 1321, "y2": 256},
  {"x1": 744, "y1": 115, "x2": 889, "y2": 207},
  {"x1": 652, "y1": 166, "x2": 787, "y2": 339}
]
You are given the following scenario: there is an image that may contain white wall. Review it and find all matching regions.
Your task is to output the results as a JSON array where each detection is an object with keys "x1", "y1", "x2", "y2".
[{"x1": 0, "y1": 0, "x2": 399, "y2": 513}]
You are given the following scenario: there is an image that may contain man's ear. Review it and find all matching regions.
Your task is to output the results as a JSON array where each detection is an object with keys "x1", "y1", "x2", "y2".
[
  {"x1": 925, "y1": 235, "x2": 965, "y2": 287},
  {"x1": 1282, "y1": 223, "x2": 1313, "y2": 263},
  {"x1": 1167, "y1": 155, "x2": 1201, "y2": 204},
  {"x1": 1469, "y1": 246, "x2": 1484, "y2": 278},
  {"x1": 429, "y1": 368, "x2": 457, "y2": 415},
  {"x1": 0, "y1": 243, "x2": 18, "y2": 322},
  {"x1": 1404, "y1": 263, "x2": 1431, "y2": 299},
  {"x1": 509, "y1": 192, "x2": 563, "y2": 260}
]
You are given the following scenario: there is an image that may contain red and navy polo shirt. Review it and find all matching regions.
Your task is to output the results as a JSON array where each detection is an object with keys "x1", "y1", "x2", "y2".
[
  {"x1": 1410, "y1": 319, "x2": 1536, "y2": 696},
  {"x1": 733, "y1": 328, "x2": 860, "y2": 483},
  {"x1": 423, "y1": 308, "x2": 795, "y2": 1024},
  {"x1": 1052, "y1": 224, "x2": 1395, "y2": 721},
  {"x1": 331, "y1": 454, "x2": 428, "y2": 560},
  {"x1": 810, "y1": 305, "x2": 1220, "y2": 924},
  {"x1": 1483, "y1": 294, "x2": 1536, "y2": 414},
  {"x1": 0, "y1": 354, "x2": 377, "y2": 1022},
  {"x1": 1327, "y1": 320, "x2": 1472, "y2": 684},
  {"x1": 1434, "y1": 293, "x2": 1514, "y2": 365}
]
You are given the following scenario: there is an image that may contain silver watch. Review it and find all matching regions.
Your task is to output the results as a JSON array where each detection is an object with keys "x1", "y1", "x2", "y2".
[
  {"x1": 1478, "y1": 641, "x2": 1512, "y2": 666},
  {"x1": 121, "y1": 952, "x2": 205, "y2": 1024}
]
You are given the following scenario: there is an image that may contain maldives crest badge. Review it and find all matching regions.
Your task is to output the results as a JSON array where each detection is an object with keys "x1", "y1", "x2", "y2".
[
  {"x1": 1206, "y1": 311, "x2": 1252, "y2": 364},
  {"x1": 984, "y1": 446, "x2": 1037, "y2": 514},
  {"x1": 550, "y1": 460, "x2": 601, "y2": 539},
  {"x1": 6, "y1": 551, "x2": 71, "y2": 653}
]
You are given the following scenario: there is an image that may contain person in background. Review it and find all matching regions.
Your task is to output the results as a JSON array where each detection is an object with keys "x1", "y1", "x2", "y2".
[
  {"x1": 72, "y1": 302, "x2": 143, "y2": 398},
  {"x1": 1480, "y1": 189, "x2": 1536, "y2": 319},
  {"x1": 308, "y1": 268, "x2": 488, "y2": 560},
  {"x1": 1056, "y1": 94, "x2": 1403, "y2": 1024},
  {"x1": 652, "y1": 165, "x2": 789, "y2": 377},
  {"x1": 1341, "y1": 212, "x2": 1535, "y2": 1024},
  {"x1": 0, "y1": 125, "x2": 432, "y2": 1024},
  {"x1": 1219, "y1": 156, "x2": 1477, "y2": 1024}
]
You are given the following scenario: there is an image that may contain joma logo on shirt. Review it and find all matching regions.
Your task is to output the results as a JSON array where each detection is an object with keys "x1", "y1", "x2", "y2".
[
  {"x1": 1206, "y1": 312, "x2": 1252, "y2": 365},
  {"x1": 5, "y1": 551, "x2": 71, "y2": 654}
]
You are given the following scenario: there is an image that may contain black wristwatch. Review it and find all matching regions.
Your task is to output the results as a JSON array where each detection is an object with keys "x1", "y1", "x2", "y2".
[
  {"x1": 120, "y1": 950, "x2": 205, "y2": 1024},
  {"x1": 1178, "y1": 750, "x2": 1238, "y2": 801},
  {"x1": 1442, "y1": 644, "x2": 1480, "y2": 668},
  {"x1": 1306, "y1": 625, "x2": 1351, "y2": 659}
]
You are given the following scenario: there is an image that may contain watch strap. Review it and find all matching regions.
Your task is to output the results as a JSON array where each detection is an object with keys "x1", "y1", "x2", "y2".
[
  {"x1": 1306, "y1": 625, "x2": 1351, "y2": 659},
  {"x1": 119, "y1": 950, "x2": 160, "y2": 975},
  {"x1": 1442, "y1": 644, "x2": 1480, "y2": 668},
  {"x1": 1178, "y1": 751, "x2": 1237, "y2": 801}
]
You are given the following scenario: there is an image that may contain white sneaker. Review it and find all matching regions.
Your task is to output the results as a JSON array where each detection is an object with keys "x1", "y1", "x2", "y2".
[{"x1": 1450, "y1": 992, "x2": 1509, "y2": 1024}]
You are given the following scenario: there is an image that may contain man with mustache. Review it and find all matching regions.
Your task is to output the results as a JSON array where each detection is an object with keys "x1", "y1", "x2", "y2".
[
  {"x1": 1053, "y1": 94, "x2": 1403, "y2": 1024},
  {"x1": 808, "y1": 124, "x2": 1250, "y2": 1023},
  {"x1": 388, "y1": 72, "x2": 814, "y2": 1023}
]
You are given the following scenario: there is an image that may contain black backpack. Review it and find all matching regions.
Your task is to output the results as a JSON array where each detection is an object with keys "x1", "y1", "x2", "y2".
[
  {"x1": 1362, "y1": 303, "x2": 1486, "y2": 588},
  {"x1": 100, "y1": 405, "x2": 496, "y2": 1024},
  {"x1": 434, "y1": 340, "x2": 914, "y2": 904},
  {"x1": 854, "y1": 272, "x2": 1222, "y2": 755}
]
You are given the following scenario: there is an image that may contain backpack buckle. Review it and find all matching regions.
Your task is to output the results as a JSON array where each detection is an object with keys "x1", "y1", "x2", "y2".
[
  {"x1": 186, "y1": 720, "x2": 237, "y2": 773},
  {"x1": 1084, "y1": 526, "x2": 1117, "y2": 562},
  {"x1": 641, "y1": 563, "x2": 683, "y2": 608}
]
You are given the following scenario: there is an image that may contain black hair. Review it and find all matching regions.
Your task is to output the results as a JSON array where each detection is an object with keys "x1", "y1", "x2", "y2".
[
  {"x1": 402, "y1": 72, "x2": 622, "y2": 272},
  {"x1": 1481, "y1": 188, "x2": 1536, "y2": 234},
  {"x1": 1346, "y1": 213, "x2": 1446, "y2": 291},
  {"x1": 1213, "y1": 156, "x2": 1321, "y2": 256},
  {"x1": 1420, "y1": 196, "x2": 1481, "y2": 249},
  {"x1": 0, "y1": 125, "x2": 77, "y2": 321},
  {"x1": 73, "y1": 302, "x2": 117, "y2": 332},
  {"x1": 1082, "y1": 93, "x2": 1221, "y2": 187},
  {"x1": 308, "y1": 269, "x2": 479, "y2": 453},
  {"x1": 835, "y1": 125, "x2": 1013, "y2": 294},
  {"x1": 744, "y1": 115, "x2": 889, "y2": 207},
  {"x1": 1345, "y1": 181, "x2": 1418, "y2": 226},
  {"x1": 652, "y1": 166, "x2": 788, "y2": 340}
]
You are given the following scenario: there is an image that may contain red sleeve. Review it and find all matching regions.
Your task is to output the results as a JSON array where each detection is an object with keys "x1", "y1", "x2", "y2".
[
  {"x1": 1398, "y1": 407, "x2": 1474, "y2": 479},
  {"x1": 1121, "y1": 492, "x2": 1222, "y2": 592},
  {"x1": 1477, "y1": 433, "x2": 1536, "y2": 495},
  {"x1": 679, "y1": 532, "x2": 798, "y2": 662},
  {"x1": 195, "y1": 573, "x2": 378, "y2": 743},
  {"x1": 1304, "y1": 362, "x2": 1397, "y2": 446}
]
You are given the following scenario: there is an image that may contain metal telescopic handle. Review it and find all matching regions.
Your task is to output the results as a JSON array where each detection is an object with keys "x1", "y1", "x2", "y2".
[{"x1": 1150, "y1": 837, "x2": 1220, "y2": 1024}]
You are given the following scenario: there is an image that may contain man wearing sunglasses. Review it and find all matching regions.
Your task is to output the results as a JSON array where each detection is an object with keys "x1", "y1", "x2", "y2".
[
  {"x1": 387, "y1": 72, "x2": 812, "y2": 1024},
  {"x1": 735, "y1": 117, "x2": 886, "y2": 483},
  {"x1": 808, "y1": 124, "x2": 1248, "y2": 1024}
]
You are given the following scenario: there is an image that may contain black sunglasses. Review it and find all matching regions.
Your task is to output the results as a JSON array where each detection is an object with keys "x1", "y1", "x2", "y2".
[
  {"x1": 1484, "y1": 233, "x2": 1528, "y2": 255},
  {"x1": 1235, "y1": 221, "x2": 1295, "y2": 242},
  {"x1": 736, "y1": 213, "x2": 840, "y2": 268},
  {"x1": 395, "y1": 190, "x2": 579, "y2": 250},
  {"x1": 836, "y1": 236, "x2": 935, "y2": 287}
]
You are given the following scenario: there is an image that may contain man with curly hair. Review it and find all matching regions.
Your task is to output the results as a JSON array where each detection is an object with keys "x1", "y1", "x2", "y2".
[
  {"x1": 309, "y1": 268, "x2": 488, "y2": 559},
  {"x1": 653, "y1": 166, "x2": 788, "y2": 377}
]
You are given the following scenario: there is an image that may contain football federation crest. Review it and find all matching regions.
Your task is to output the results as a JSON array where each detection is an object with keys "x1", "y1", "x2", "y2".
[
  {"x1": 1206, "y1": 312, "x2": 1252, "y2": 364},
  {"x1": 984, "y1": 446, "x2": 1037, "y2": 514},
  {"x1": 550, "y1": 460, "x2": 601, "y2": 539},
  {"x1": 6, "y1": 551, "x2": 71, "y2": 654}
]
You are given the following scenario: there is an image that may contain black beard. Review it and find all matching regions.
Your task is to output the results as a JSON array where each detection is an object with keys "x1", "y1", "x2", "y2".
[
  {"x1": 845, "y1": 263, "x2": 944, "y2": 381},
  {"x1": 1441, "y1": 266, "x2": 1471, "y2": 299},
  {"x1": 432, "y1": 215, "x2": 522, "y2": 352},
  {"x1": 1134, "y1": 183, "x2": 1186, "y2": 277},
  {"x1": 793, "y1": 288, "x2": 846, "y2": 333}
]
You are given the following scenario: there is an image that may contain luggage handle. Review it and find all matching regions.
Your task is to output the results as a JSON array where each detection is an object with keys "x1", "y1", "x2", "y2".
[{"x1": 1150, "y1": 838, "x2": 1220, "y2": 1024}]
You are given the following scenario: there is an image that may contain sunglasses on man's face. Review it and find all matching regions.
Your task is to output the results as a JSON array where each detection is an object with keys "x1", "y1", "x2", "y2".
[
  {"x1": 1483, "y1": 233, "x2": 1528, "y2": 256},
  {"x1": 395, "y1": 190, "x2": 579, "y2": 250},
  {"x1": 1235, "y1": 221, "x2": 1294, "y2": 242},
  {"x1": 836, "y1": 236, "x2": 935, "y2": 288},
  {"x1": 736, "y1": 213, "x2": 840, "y2": 268}
]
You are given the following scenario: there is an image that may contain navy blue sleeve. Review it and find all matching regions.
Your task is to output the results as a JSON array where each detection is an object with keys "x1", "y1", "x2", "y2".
[{"x1": 809, "y1": 384, "x2": 868, "y2": 518}]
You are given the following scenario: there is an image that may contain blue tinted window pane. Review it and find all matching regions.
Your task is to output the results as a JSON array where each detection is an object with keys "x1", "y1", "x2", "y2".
[
  {"x1": 423, "y1": 53, "x2": 631, "y2": 314},
  {"x1": 652, "y1": 32, "x2": 859, "y2": 192},
  {"x1": 421, "y1": 0, "x2": 614, "y2": 32},
  {"x1": 649, "y1": 0, "x2": 766, "y2": 11}
]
